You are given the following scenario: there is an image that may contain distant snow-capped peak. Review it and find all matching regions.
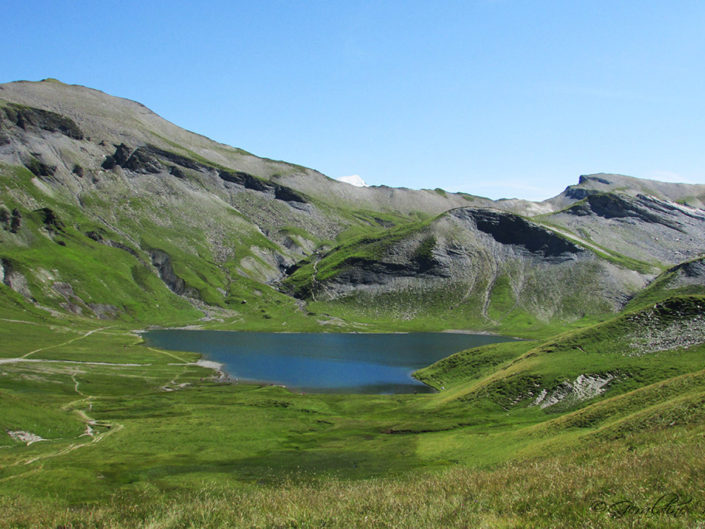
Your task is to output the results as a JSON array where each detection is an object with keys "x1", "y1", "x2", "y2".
[{"x1": 336, "y1": 174, "x2": 368, "y2": 187}]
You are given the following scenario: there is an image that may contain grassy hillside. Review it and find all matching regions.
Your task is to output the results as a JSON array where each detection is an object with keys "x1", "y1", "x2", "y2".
[
  {"x1": 1, "y1": 292, "x2": 704, "y2": 527},
  {"x1": 3, "y1": 427, "x2": 702, "y2": 528},
  {"x1": 4, "y1": 79, "x2": 705, "y2": 336},
  {"x1": 3, "y1": 79, "x2": 705, "y2": 528}
]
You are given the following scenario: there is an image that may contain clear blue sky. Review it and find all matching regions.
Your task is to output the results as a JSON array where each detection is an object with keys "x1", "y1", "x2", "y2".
[{"x1": 4, "y1": 1, "x2": 704, "y2": 200}]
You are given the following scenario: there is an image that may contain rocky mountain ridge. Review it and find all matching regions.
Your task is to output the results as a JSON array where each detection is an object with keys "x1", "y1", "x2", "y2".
[{"x1": 1, "y1": 79, "x2": 704, "y2": 332}]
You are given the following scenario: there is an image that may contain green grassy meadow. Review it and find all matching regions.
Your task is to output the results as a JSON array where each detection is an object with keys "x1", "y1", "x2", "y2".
[{"x1": 1, "y1": 288, "x2": 704, "y2": 528}]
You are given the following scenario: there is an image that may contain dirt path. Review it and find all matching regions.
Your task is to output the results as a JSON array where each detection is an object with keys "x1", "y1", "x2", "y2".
[
  {"x1": 1, "y1": 327, "x2": 203, "y2": 475},
  {"x1": 1, "y1": 328, "x2": 127, "y2": 474},
  {"x1": 4, "y1": 372, "x2": 124, "y2": 470},
  {"x1": 145, "y1": 346, "x2": 191, "y2": 363},
  {"x1": 0, "y1": 358, "x2": 147, "y2": 366},
  {"x1": 0, "y1": 318, "x2": 44, "y2": 325},
  {"x1": 22, "y1": 326, "x2": 113, "y2": 359},
  {"x1": 11, "y1": 422, "x2": 125, "y2": 468}
]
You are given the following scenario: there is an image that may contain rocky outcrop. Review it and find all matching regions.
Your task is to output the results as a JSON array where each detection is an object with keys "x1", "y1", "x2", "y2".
[
  {"x1": 123, "y1": 146, "x2": 162, "y2": 173},
  {"x1": 88, "y1": 303, "x2": 119, "y2": 319},
  {"x1": 625, "y1": 297, "x2": 705, "y2": 356},
  {"x1": 562, "y1": 186, "x2": 599, "y2": 201},
  {"x1": 451, "y1": 208, "x2": 583, "y2": 261},
  {"x1": 331, "y1": 256, "x2": 449, "y2": 288},
  {"x1": 51, "y1": 282, "x2": 120, "y2": 319},
  {"x1": 24, "y1": 157, "x2": 56, "y2": 177},
  {"x1": 52, "y1": 281, "x2": 86, "y2": 314},
  {"x1": 1, "y1": 207, "x2": 21, "y2": 233},
  {"x1": 532, "y1": 373, "x2": 616, "y2": 409},
  {"x1": 36, "y1": 207, "x2": 64, "y2": 234},
  {"x1": 85, "y1": 230, "x2": 142, "y2": 260},
  {"x1": 578, "y1": 175, "x2": 612, "y2": 186},
  {"x1": 1, "y1": 102, "x2": 83, "y2": 140},
  {"x1": 147, "y1": 146, "x2": 205, "y2": 171},
  {"x1": 566, "y1": 193, "x2": 683, "y2": 230},
  {"x1": 102, "y1": 144, "x2": 162, "y2": 173},
  {"x1": 671, "y1": 257, "x2": 705, "y2": 283},
  {"x1": 6, "y1": 430, "x2": 45, "y2": 446},
  {"x1": 150, "y1": 249, "x2": 187, "y2": 295},
  {"x1": 218, "y1": 169, "x2": 269, "y2": 191},
  {"x1": 0, "y1": 206, "x2": 9, "y2": 231},
  {"x1": 149, "y1": 249, "x2": 201, "y2": 299},
  {"x1": 273, "y1": 185, "x2": 306, "y2": 203},
  {"x1": 549, "y1": 173, "x2": 705, "y2": 210},
  {"x1": 1, "y1": 258, "x2": 33, "y2": 299},
  {"x1": 98, "y1": 143, "x2": 310, "y2": 207},
  {"x1": 10, "y1": 209, "x2": 20, "y2": 234},
  {"x1": 548, "y1": 192, "x2": 705, "y2": 267},
  {"x1": 101, "y1": 143, "x2": 129, "y2": 169},
  {"x1": 218, "y1": 169, "x2": 307, "y2": 203}
]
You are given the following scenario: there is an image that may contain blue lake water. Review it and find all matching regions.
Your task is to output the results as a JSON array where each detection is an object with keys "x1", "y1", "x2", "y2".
[{"x1": 142, "y1": 330, "x2": 515, "y2": 394}]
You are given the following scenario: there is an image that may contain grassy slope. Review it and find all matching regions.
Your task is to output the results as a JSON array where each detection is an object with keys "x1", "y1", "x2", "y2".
[
  {"x1": 3, "y1": 160, "x2": 465, "y2": 334},
  {"x1": 1, "y1": 291, "x2": 704, "y2": 527},
  {"x1": 1, "y1": 155, "x2": 654, "y2": 339},
  {"x1": 2, "y1": 172, "x2": 704, "y2": 526},
  {"x1": 3, "y1": 427, "x2": 703, "y2": 528},
  {"x1": 0, "y1": 165, "x2": 201, "y2": 324},
  {"x1": 0, "y1": 163, "x2": 350, "y2": 332},
  {"x1": 3, "y1": 167, "x2": 581, "y2": 338}
]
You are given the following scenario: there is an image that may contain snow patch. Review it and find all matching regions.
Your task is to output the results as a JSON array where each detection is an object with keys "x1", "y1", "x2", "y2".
[{"x1": 336, "y1": 174, "x2": 368, "y2": 187}]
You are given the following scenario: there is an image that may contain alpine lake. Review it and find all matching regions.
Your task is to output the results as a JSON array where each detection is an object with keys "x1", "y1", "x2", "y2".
[{"x1": 142, "y1": 330, "x2": 516, "y2": 394}]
